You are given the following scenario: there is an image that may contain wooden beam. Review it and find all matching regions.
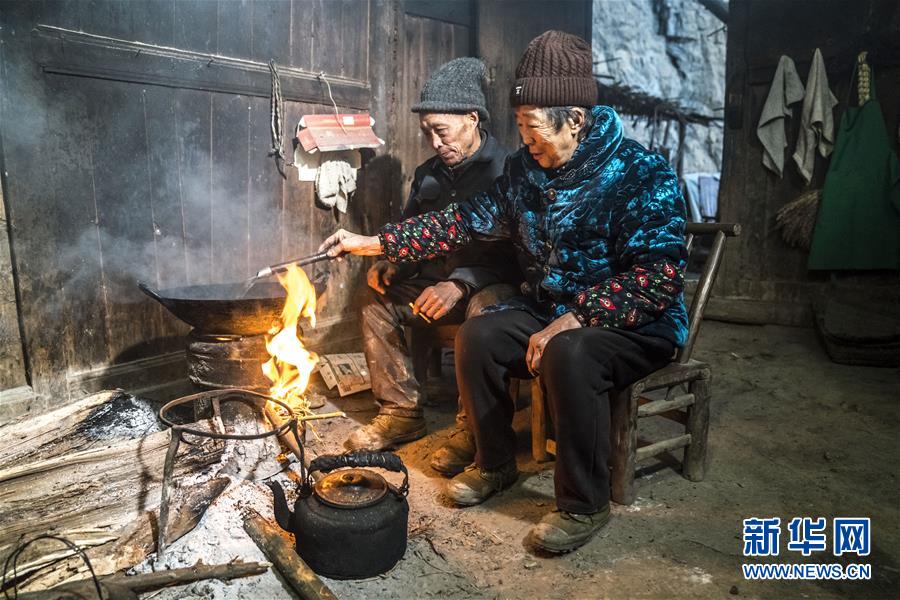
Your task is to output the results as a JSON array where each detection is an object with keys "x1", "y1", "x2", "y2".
[{"x1": 32, "y1": 25, "x2": 371, "y2": 110}]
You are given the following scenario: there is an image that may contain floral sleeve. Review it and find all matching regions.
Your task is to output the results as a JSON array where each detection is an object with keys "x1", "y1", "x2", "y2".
[
  {"x1": 378, "y1": 157, "x2": 515, "y2": 262},
  {"x1": 378, "y1": 204, "x2": 472, "y2": 263},
  {"x1": 568, "y1": 260, "x2": 683, "y2": 328}
]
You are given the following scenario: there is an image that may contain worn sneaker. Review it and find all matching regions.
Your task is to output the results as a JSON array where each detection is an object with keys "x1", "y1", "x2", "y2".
[
  {"x1": 343, "y1": 414, "x2": 427, "y2": 451},
  {"x1": 430, "y1": 427, "x2": 476, "y2": 476},
  {"x1": 529, "y1": 505, "x2": 611, "y2": 553},
  {"x1": 445, "y1": 460, "x2": 518, "y2": 506}
]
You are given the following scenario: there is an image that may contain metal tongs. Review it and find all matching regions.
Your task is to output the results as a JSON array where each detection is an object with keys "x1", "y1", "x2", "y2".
[
  {"x1": 240, "y1": 251, "x2": 333, "y2": 297},
  {"x1": 254, "y1": 251, "x2": 332, "y2": 279}
]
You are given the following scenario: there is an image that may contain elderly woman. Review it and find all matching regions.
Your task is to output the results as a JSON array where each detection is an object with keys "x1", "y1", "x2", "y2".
[{"x1": 320, "y1": 30, "x2": 687, "y2": 553}]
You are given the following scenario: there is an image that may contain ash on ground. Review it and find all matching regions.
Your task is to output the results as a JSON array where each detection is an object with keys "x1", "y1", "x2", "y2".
[{"x1": 78, "y1": 391, "x2": 160, "y2": 440}]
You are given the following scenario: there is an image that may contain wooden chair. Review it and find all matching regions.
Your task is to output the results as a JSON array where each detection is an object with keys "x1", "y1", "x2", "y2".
[{"x1": 531, "y1": 222, "x2": 741, "y2": 505}]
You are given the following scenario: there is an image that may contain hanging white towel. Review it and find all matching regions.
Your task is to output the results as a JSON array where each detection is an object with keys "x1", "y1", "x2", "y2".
[
  {"x1": 315, "y1": 151, "x2": 359, "y2": 213},
  {"x1": 757, "y1": 55, "x2": 805, "y2": 177},
  {"x1": 792, "y1": 48, "x2": 839, "y2": 185}
]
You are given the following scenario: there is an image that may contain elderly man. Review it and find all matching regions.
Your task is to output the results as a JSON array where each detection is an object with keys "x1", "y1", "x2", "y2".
[
  {"x1": 347, "y1": 57, "x2": 520, "y2": 466},
  {"x1": 321, "y1": 31, "x2": 687, "y2": 553}
]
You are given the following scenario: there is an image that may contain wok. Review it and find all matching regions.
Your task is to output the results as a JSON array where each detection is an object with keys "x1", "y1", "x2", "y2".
[{"x1": 138, "y1": 281, "x2": 286, "y2": 335}]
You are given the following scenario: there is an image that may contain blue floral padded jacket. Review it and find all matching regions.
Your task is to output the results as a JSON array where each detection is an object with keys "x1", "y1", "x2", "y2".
[{"x1": 379, "y1": 105, "x2": 689, "y2": 348}]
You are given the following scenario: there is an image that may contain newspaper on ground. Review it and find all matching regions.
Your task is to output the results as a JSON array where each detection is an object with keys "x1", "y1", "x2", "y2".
[{"x1": 317, "y1": 353, "x2": 371, "y2": 396}]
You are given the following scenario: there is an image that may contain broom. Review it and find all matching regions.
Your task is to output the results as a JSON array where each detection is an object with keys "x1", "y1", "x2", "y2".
[{"x1": 775, "y1": 189, "x2": 822, "y2": 250}]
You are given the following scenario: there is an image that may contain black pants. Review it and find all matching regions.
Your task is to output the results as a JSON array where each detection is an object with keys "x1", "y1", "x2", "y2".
[{"x1": 455, "y1": 310, "x2": 674, "y2": 513}]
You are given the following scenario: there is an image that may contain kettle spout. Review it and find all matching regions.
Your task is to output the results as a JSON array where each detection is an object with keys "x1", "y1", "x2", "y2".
[{"x1": 265, "y1": 481, "x2": 293, "y2": 532}]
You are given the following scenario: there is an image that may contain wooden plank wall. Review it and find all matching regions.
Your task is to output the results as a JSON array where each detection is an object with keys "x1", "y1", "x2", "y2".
[
  {"x1": 716, "y1": 0, "x2": 900, "y2": 325},
  {"x1": 0, "y1": 0, "x2": 373, "y2": 405},
  {"x1": 0, "y1": 0, "x2": 595, "y2": 416},
  {"x1": 0, "y1": 185, "x2": 26, "y2": 390}
]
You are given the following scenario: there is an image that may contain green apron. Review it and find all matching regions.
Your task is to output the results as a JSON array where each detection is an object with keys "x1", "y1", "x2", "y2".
[{"x1": 807, "y1": 63, "x2": 900, "y2": 270}]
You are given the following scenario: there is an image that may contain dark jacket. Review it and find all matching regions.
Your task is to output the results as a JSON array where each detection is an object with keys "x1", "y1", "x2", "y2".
[
  {"x1": 400, "y1": 130, "x2": 521, "y2": 291},
  {"x1": 379, "y1": 106, "x2": 689, "y2": 347}
]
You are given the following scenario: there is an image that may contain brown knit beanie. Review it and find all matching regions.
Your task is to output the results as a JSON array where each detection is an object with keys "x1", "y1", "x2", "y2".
[{"x1": 510, "y1": 30, "x2": 598, "y2": 107}]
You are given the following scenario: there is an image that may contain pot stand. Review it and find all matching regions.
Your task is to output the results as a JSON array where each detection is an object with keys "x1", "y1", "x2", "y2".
[{"x1": 156, "y1": 389, "x2": 305, "y2": 564}]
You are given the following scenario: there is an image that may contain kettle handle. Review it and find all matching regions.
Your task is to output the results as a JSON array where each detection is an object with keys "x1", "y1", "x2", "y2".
[{"x1": 308, "y1": 451, "x2": 409, "y2": 497}]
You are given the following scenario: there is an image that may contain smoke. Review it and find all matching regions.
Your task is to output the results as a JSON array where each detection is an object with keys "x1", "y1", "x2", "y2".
[{"x1": 5, "y1": 77, "x2": 291, "y2": 320}]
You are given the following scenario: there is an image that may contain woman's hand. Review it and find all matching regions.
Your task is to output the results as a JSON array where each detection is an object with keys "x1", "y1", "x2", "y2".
[
  {"x1": 318, "y1": 229, "x2": 382, "y2": 258},
  {"x1": 525, "y1": 312, "x2": 582, "y2": 375}
]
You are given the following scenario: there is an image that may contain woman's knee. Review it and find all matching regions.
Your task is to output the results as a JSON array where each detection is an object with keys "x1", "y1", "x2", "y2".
[
  {"x1": 455, "y1": 312, "x2": 520, "y2": 361},
  {"x1": 541, "y1": 330, "x2": 595, "y2": 380}
]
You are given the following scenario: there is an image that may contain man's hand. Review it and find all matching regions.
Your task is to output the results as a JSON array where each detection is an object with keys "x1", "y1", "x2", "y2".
[
  {"x1": 525, "y1": 312, "x2": 582, "y2": 375},
  {"x1": 367, "y1": 260, "x2": 399, "y2": 295},
  {"x1": 318, "y1": 228, "x2": 382, "y2": 258},
  {"x1": 412, "y1": 281, "x2": 466, "y2": 320}
]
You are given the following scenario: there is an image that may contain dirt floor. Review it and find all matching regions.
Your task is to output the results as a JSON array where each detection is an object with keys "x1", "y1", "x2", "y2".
[{"x1": 140, "y1": 320, "x2": 899, "y2": 599}]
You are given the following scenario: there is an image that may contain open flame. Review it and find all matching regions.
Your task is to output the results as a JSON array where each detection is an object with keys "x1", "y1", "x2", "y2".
[{"x1": 262, "y1": 264, "x2": 319, "y2": 415}]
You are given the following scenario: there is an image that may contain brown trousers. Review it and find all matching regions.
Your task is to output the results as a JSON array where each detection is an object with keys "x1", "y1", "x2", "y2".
[{"x1": 361, "y1": 278, "x2": 518, "y2": 417}]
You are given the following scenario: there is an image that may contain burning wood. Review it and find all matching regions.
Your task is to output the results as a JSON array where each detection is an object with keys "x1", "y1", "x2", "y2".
[{"x1": 262, "y1": 264, "x2": 320, "y2": 418}]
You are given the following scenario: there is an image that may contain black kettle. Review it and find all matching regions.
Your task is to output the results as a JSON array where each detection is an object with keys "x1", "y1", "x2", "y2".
[{"x1": 267, "y1": 451, "x2": 410, "y2": 579}]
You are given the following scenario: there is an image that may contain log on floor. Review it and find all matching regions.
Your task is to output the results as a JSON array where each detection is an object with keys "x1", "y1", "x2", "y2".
[
  {"x1": 0, "y1": 390, "x2": 159, "y2": 467},
  {"x1": 13, "y1": 561, "x2": 270, "y2": 600},
  {"x1": 243, "y1": 510, "x2": 337, "y2": 600},
  {"x1": 18, "y1": 477, "x2": 231, "y2": 591},
  {"x1": 0, "y1": 390, "x2": 225, "y2": 582}
]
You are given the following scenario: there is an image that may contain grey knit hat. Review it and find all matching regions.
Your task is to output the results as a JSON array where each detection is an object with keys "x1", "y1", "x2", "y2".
[{"x1": 411, "y1": 57, "x2": 489, "y2": 121}]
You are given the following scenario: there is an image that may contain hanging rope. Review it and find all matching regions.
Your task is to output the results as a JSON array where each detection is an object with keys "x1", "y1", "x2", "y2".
[
  {"x1": 269, "y1": 59, "x2": 287, "y2": 179},
  {"x1": 317, "y1": 72, "x2": 348, "y2": 135}
]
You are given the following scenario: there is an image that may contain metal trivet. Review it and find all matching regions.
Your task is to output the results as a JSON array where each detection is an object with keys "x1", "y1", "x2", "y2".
[{"x1": 156, "y1": 388, "x2": 305, "y2": 562}]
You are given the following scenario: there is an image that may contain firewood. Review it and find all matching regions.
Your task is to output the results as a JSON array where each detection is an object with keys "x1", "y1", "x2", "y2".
[
  {"x1": 0, "y1": 428, "x2": 223, "y2": 581},
  {"x1": 0, "y1": 390, "x2": 139, "y2": 467},
  {"x1": 12, "y1": 561, "x2": 270, "y2": 600},
  {"x1": 18, "y1": 477, "x2": 231, "y2": 591},
  {"x1": 242, "y1": 510, "x2": 337, "y2": 600}
]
